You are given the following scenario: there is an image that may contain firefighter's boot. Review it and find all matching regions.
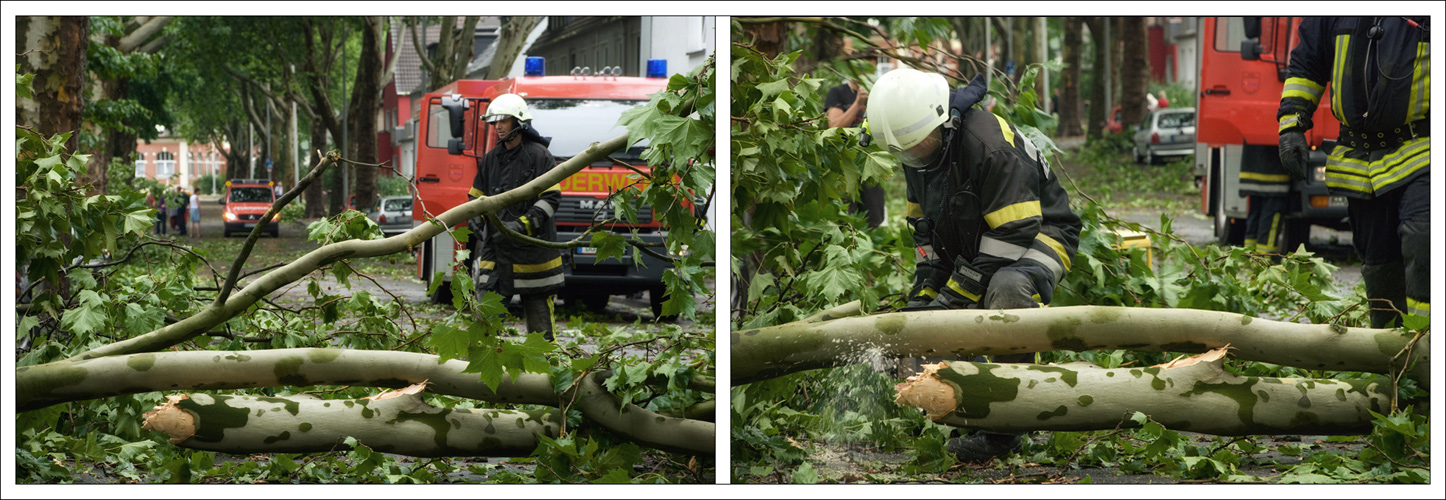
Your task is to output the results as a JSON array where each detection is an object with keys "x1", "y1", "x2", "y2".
[
  {"x1": 522, "y1": 294, "x2": 557, "y2": 342},
  {"x1": 1361, "y1": 262, "x2": 1407, "y2": 329}
]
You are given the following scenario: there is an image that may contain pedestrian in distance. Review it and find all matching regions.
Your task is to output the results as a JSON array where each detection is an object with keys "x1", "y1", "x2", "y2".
[{"x1": 189, "y1": 187, "x2": 202, "y2": 238}]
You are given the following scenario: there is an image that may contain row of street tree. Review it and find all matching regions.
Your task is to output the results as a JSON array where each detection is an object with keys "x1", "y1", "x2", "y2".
[{"x1": 16, "y1": 16, "x2": 536, "y2": 215}]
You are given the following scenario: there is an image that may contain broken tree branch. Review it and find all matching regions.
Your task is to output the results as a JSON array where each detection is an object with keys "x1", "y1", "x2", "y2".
[{"x1": 731, "y1": 306, "x2": 1430, "y2": 388}]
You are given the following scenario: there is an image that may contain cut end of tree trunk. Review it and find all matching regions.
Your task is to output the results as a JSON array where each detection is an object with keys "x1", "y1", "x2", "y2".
[
  {"x1": 141, "y1": 394, "x2": 195, "y2": 444},
  {"x1": 892, "y1": 362, "x2": 956, "y2": 420}
]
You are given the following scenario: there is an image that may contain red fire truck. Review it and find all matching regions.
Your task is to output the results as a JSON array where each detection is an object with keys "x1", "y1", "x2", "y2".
[
  {"x1": 1195, "y1": 17, "x2": 1349, "y2": 249},
  {"x1": 412, "y1": 57, "x2": 675, "y2": 317}
]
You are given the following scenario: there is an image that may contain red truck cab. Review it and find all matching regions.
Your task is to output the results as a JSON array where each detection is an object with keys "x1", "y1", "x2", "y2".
[
  {"x1": 219, "y1": 178, "x2": 279, "y2": 238},
  {"x1": 413, "y1": 57, "x2": 675, "y2": 316},
  {"x1": 1195, "y1": 17, "x2": 1348, "y2": 248}
]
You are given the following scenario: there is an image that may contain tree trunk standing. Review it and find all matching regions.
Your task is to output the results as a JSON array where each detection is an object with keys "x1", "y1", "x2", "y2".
[
  {"x1": 741, "y1": 21, "x2": 788, "y2": 60},
  {"x1": 1110, "y1": 17, "x2": 1124, "y2": 113},
  {"x1": 349, "y1": 16, "x2": 385, "y2": 212},
  {"x1": 1083, "y1": 17, "x2": 1108, "y2": 139},
  {"x1": 1119, "y1": 17, "x2": 1151, "y2": 128},
  {"x1": 793, "y1": 24, "x2": 844, "y2": 80},
  {"x1": 1011, "y1": 17, "x2": 1029, "y2": 87},
  {"x1": 16, "y1": 16, "x2": 89, "y2": 154},
  {"x1": 948, "y1": 17, "x2": 986, "y2": 78},
  {"x1": 894, "y1": 349, "x2": 1392, "y2": 436},
  {"x1": 1058, "y1": 18, "x2": 1084, "y2": 136},
  {"x1": 304, "y1": 119, "x2": 329, "y2": 218},
  {"x1": 484, "y1": 16, "x2": 539, "y2": 80},
  {"x1": 1032, "y1": 17, "x2": 1048, "y2": 111}
]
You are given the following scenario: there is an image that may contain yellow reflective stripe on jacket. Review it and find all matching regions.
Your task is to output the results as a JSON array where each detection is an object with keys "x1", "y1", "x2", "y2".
[
  {"x1": 984, "y1": 200, "x2": 1042, "y2": 229},
  {"x1": 1331, "y1": 34, "x2": 1350, "y2": 127},
  {"x1": 918, "y1": 286, "x2": 939, "y2": 299},
  {"x1": 513, "y1": 257, "x2": 562, "y2": 274},
  {"x1": 545, "y1": 184, "x2": 562, "y2": 192},
  {"x1": 1407, "y1": 41, "x2": 1430, "y2": 123},
  {"x1": 993, "y1": 113, "x2": 1016, "y2": 147},
  {"x1": 1282, "y1": 77, "x2": 1325, "y2": 105},
  {"x1": 907, "y1": 201, "x2": 924, "y2": 218},
  {"x1": 1406, "y1": 297, "x2": 1429, "y2": 317},
  {"x1": 1278, "y1": 114, "x2": 1301, "y2": 133},
  {"x1": 946, "y1": 278, "x2": 982, "y2": 302},
  {"x1": 1323, "y1": 137, "x2": 1430, "y2": 195},
  {"x1": 477, "y1": 260, "x2": 497, "y2": 271},
  {"x1": 1240, "y1": 171, "x2": 1292, "y2": 183},
  {"x1": 1035, "y1": 233, "x2": 1072, "y2": 270},
  {"x1": 469, "y1": 187, "x2": 485, "y2": 198}
]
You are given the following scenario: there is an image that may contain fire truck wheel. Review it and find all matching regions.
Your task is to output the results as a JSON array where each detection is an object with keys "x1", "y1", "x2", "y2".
[
  {"x1": 568, "y1": 294, "x2": 610, "y2": 313},
  {"x1": 429, "y1": 279, "x2": 455, "y2": 305}
]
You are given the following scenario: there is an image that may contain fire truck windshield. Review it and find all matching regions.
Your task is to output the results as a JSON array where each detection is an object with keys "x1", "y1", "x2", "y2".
[
  {"x1": 228, "y1": 187, "x2": 273, "y2": 203},
  {"x1": 527, "y1": 99, "x2": 650, "y2": 160}
]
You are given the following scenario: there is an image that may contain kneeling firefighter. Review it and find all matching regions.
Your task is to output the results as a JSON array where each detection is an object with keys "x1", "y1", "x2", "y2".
[
  {"x1": 866, "y1": 68, "x2": 1083, "y2": 462},
  {"x1": 467, "y1": 93, "x2": 563, "y2": 341}
]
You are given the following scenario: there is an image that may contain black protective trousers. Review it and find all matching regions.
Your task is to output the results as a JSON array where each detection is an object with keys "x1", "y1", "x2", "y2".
[{"x1": 1348, "y1": 173, "x2": 1430, "y2": 328}]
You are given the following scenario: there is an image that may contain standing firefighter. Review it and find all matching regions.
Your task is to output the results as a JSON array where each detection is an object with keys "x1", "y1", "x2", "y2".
[
  {"x1": 868, "y1": 68, "x2": 1082, "y2": 462},
  {"x1": 1276, "y1": 16, "x2": 1430, "y2": 327},
  {"x1": 467, "y1": 93, "x2": 563, "y2": 341}
]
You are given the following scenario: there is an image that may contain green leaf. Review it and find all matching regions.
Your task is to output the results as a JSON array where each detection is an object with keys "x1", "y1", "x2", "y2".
[
  {"x1": 428, "y1": 323, "x2": 469, "y2": 362},
  {"x1": 594, "y1": 467, "x2": 632, "y2": 484},
  {"x1": 61, "y1": 290, "x2": 109, "y2": 335},
  {"x1": 790, "y1": 461, "x2": 818, "y2": 484},
  {"x1": 464, "y1": 344, "x2": 505, "y2": 392}
]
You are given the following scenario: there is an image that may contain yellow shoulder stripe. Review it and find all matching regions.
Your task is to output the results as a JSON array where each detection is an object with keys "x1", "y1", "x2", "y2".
[{"x1": 984, "y1": 200, "x2": 1042, "y2": 229}]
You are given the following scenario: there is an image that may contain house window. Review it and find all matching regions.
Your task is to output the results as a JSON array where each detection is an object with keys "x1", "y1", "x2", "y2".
[
  {"x1": 157, "y1": 151, "x2": 176, "y2": 178},
  {"x1": 135, "y1": 156, "x2": 147, "y2": 177}
]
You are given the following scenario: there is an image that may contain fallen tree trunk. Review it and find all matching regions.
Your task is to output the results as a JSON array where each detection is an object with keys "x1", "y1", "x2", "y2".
[
  {"x1": 894, "y1": 348, "x2": 1392, "y2": 435},
  {"x1": 143, "y1": 383, "x2": 559, "y2": 457},
  {"x1": 16, "y1": 348, "x2": 556, "y2": 412},
  {"x1": 16, "y1": 348, "x2": 715, "y2": 456},
  {"x1": 731, "y1": 306, "x2": 1429, "y2": 387}
]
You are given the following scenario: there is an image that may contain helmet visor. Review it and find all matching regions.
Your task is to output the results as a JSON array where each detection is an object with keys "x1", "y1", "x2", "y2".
[
  {"x1": 485, "y1": 114, "x2": 509, "y2": 123},
  {"x1": 889, "y1": 127, "x2": 944, "y2": 168}
]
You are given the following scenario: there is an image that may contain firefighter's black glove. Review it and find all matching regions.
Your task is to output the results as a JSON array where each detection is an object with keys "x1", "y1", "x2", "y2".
[
  {"x1": 1278, "y1": 130, "x2": 1310, "y2": 181},
  {"x1": 929, "y1": 258, "x2": 986, "y2": 310},
  {"x1": 466, "y1": 217, "x2": 485, "y2": 238},
  {"x1": 901, "y1": 258, "x2": 946, "y2": 311},
  {"x1": 501, "y1": 219, "x2": 526, "y2": 237}
]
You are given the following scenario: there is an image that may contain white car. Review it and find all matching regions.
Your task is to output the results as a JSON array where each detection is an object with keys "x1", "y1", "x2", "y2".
[{"x1": 1133, "y1": 107, "x2": 1196, "y2": 165}]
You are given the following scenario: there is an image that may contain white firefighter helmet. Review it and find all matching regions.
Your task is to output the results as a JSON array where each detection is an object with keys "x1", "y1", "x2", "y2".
[
  {"x1": 867, "y1": 67, "x2": 950, "y2": 167},
  {"x1": 484, "y1": 93, "x2": 532, "y2": 124}
]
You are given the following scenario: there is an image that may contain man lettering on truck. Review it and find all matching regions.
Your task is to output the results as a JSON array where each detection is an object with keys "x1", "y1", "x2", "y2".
[
  {"x1": 1276, "y1": 16, "x2": 1430, "y2": 327},
  {"x1": 466, "y1": 93, "x2": 564, "y2": 342}
]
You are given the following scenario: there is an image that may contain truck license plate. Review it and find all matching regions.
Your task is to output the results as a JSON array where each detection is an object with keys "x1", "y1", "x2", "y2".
[{"x1": 577, "y1": 247, "x2": 597, "y2": 255}]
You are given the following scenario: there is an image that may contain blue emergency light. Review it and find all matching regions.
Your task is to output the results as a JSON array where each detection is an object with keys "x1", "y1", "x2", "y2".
[
  {"x1": 646, "y1": 59, "x2": 667, "y2": 79},
  {"x1": 524, "y1": 57, "x2": 545, "y2": 77}
]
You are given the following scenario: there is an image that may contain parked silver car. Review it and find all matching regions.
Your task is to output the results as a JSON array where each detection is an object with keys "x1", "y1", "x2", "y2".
[
  {"x1": 367, "y1": 196, "x2": 413, "y2": 235},
  {"x1": 1132, "y1": 107, "x2": 1196, "y2": 165}
]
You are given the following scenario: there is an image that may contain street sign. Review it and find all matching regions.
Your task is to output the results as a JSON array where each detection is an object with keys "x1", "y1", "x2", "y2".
[{"x1": 266, "y1": 158, "x2": 273, "y2": 171}]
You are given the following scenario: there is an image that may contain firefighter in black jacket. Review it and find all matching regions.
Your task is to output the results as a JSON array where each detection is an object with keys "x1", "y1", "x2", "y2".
[
  {"x1": 868, "y1": 67, "x2": 1082, "y2": 462},
  {"x1": 1277, "y1": 17, "x2": 1430, "y2": 327},
  {"x1": 468, "y1": 93, "x2": 563, "y2": 341}
]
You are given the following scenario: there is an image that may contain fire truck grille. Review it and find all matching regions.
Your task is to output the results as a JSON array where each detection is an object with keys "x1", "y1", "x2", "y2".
[
  {"x1": 554, "y1": 197, "x2": 653, "y2": 224},
  {"x1": 240, "y1": 214, "x2": 262, "y2": 221}
]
